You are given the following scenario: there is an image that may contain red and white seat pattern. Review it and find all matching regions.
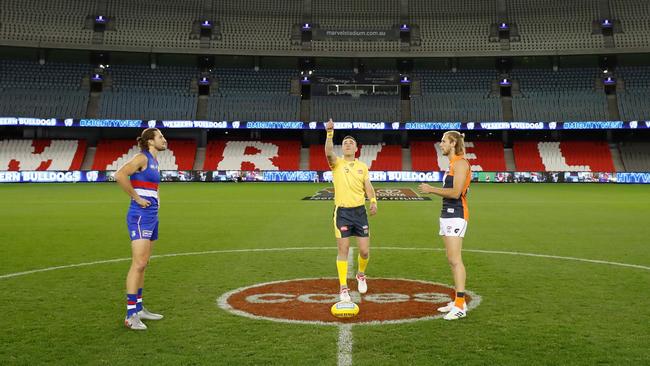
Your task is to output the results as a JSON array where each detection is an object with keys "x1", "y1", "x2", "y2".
[
  {"x1": 514, "y1": 141, "x2": 615, "y2": 172},
  {"x1": 410, "y1": 141, "x2": 506, "y2": 171},
  {"x1": 203, "y1": 140, "x2": 300, "y2": 171},
  {"x1": 309, "y1": 144, "x2": 402, "y2": 171},
  {"x1": 0, "y1": 139, "x2": 86, "y2": 171},
  {"x1": 92, "y1": 139, "x2": 197, "y2": 170},
  {"x1": 358, "y1": 144, "x2": 402, "y2": 170}
]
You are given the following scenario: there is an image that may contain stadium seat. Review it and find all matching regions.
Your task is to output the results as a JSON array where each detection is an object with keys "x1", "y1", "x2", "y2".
[
  {"x1": 203, "y1": 140, "x2": 300, "y2": 171},
  {"x1": 207, "y1": 68, "x2": 300, "y2": 121},
  {"x1": 612, "y1": 0, "x2": 650, "y2": 49},
  {"x1": 0, "y1": 60, "x2": 90, "y2": 118},
  {"x1": 514, "y1": 141, "x2": 615, "y2": 171},
  {"x1": 309, "y1": 144, "x2": 401, "y2": 170},
  {"x1": 410, "y1": 141, "x2": 438, "y2": 171},
  {"x1": 617, "y1": 66, "x2": 650, "y2": 121},
  {"x1": 311, "y1": 96, "x2": 401, "y2": 123},
  {"x1": 211, "y1": 0, "x2": 302, "y2": 51},
  {"x1": 510, "y1": 68, "x2": 608, "y2": 121},
  {"x1": 92, "y1": 139, "x2": 196, "y2": 170},
  {"x1": 410, "y1": 141, "x2": 506, "y2": 171},
  {"x1": 0, "y1": 139, "x2": 86, "y2": 171},
  {"x1": 98, "y1": 64, "x2": 198, "y2": 120},
  {"x1": 509, "y1": 0, "x2": 603, "y2": 51},
  {"x1": 410, "y1": 0, "x2": 501, "y2": 53},
  {"x1": 1, "y1": 0, "x2": 646, "y2": 54},
  {"x1": 411, "y1": 69, "x2": 502, "y2": 122},
  {"x1": 0, "y1": 0, "x2": 94, "y2": 45},
  {"x1": 619, "y1": 142, "x2": 650, "y2": 171}
]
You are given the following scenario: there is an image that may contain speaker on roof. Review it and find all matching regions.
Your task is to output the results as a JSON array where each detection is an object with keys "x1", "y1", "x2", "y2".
[
  {"x1": 93, "y1": 15, "x2": 107, "y2": 32},
  {"x1": 498, "y1": 22, "x2": 510, "y2": 40},
  {"x1": 498, "y1": 77, "x2": 512, "y2": 97},
  {"x1": 399, "y1": 24, "x2": 410, "y2": 43},
  {"x1": 200, "y1": 20, "x2": 213, "y2": 38},
  {"x1": 198, "y1": 76, "x2": 211, "y2": 95},
  {"x1": 90, "y1": 73, "x2": 104, "y2": 92},
  {"x1": 301, "y1": 23, "x2": 312, "y2": 43}
]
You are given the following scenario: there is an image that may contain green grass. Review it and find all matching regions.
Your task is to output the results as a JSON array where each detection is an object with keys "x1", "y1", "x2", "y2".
[{"x1": 0, "y1": 182, "x2": 649, "y2": 365}]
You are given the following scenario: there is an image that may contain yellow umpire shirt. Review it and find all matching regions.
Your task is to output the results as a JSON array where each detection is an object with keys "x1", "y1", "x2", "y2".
[{"x1": 331, "y1": 157, "x2": 369, "y2": 208}]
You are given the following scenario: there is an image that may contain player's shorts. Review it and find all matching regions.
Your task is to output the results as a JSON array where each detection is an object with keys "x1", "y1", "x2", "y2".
[
  {"x1": 333, "y1": 205, "x2": 369, "y2": 239},
  {"x1": 439, "y1": 217, "x2": 468, "y2": 238},
  {"x1": 127, "y1": 214, "x2": 159, "y2": 241}
]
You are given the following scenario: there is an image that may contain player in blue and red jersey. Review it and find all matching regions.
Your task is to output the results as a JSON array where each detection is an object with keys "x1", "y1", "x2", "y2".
[{"x1": 115, "y1": 128, "x2": 167, "y2": 330}]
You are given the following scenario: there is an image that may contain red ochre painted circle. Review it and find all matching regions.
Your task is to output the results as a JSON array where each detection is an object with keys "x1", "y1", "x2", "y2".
[{"x1": 217, "y1": 278, "x2": 481, "y2": 325}]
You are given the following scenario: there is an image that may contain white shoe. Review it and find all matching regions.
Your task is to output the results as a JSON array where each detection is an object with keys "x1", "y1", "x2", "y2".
[
  {"x1": 437, "y1": 301, "x2": 467, "y2": 313},
  {"x1": 443, "y1": 306, "x2": 467, "y2": 320},
  {"x1": 138, "y1": 306, "x2": 164, "y2": 320},
  {"x1": 339, "y1": 287, "x2": 351, "y2": 302},
  {"x1": 124, "y1": 313, "x2": 147, "y2": 330},
  {"x1": 356, "y1": 273, "x2": 367, "y2": 294}
]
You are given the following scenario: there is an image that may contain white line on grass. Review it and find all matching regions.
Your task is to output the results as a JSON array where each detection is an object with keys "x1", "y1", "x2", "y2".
[
  {"x1": 0, "y1": 247, "x2": 332, "y2": 279},
  {"x1": 379, "y1": 247, "x2": 650, "y2": 271},
  {"x1": 337, "y1": 247, "x2": 355, "y2": 366},
  {"x1": 2, "y1": 246, "x2": 650, "y2": 281},
  {"x1": 4, "y1": 246, "x2": 648, "y2": 366},
  {"x1": 338, "y1": 324, "x2": 353, "y2": 366}
]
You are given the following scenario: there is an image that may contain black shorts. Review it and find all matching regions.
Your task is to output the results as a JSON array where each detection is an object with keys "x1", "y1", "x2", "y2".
[{"x1": 333, "y1": 205, "x2": 369, "y2": 238}]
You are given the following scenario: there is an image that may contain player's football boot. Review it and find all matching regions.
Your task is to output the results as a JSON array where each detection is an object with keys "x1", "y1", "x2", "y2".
[
  {"x1": 138, "y1": 307, "x2": 164, "y2": 320},
  {"x1": 125, "y1": 313, "x2": 147, "y2": 330},
  {"x1": 356, "y1": 273, "x2": 368, "y2": 294},
  {"x1": 443, "y1": 306, "x2": 467, "y2": 320},
  {"x1": 339, "y1": 287, "x2": 351, "y2": 302},
  {"x1": 437, "y1": 301, "x2": 467, "y2": 313}
]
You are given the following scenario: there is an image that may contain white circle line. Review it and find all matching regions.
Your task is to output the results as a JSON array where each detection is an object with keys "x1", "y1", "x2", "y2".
[
  {"x1": 381, "y1": 247, "x2": 650, "y2": 271},
  {"x1": 1, "y1": 246, "x2": 649, "y2": 280}
]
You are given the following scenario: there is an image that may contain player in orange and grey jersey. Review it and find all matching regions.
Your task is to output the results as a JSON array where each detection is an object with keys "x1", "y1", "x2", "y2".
[{"x1": 418, "y1": 131, "x2": 471, "y2": 320}]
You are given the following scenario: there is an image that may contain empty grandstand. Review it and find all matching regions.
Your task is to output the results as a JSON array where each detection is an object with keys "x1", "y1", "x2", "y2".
[
  {"x1": 412, "y1": 69, "x2": 502, "y2": 122},
  {"x1": 511, "y1": 68, "x2": 609, "y2": 121},
  {"x1": 0, "y1": 60, "x2": 90, "y2": 118},
  {"x1": 0, "y1": 0, "x2": 648, "y2": 178}
]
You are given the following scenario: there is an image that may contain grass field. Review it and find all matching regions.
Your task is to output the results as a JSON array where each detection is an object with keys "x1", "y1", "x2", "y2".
[{"x1": 1, "y1": 182, "x2": 649, "y2": 365}]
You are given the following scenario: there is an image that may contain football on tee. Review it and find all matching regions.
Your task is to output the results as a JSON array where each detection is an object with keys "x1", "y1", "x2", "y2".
[{"x1": 331, "y1": 301, "x2": 360, "y2": 318}]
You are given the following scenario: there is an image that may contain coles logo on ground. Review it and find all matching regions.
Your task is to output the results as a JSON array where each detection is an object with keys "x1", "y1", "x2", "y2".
[{"x1": 217, "y1": 278, "x2": 481, "y2": 325}]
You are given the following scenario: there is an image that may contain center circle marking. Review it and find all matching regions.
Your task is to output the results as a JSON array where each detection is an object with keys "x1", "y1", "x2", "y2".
[{"x1": 217, "y1": 277, "x2": 482, "y2": 325}]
